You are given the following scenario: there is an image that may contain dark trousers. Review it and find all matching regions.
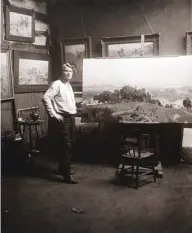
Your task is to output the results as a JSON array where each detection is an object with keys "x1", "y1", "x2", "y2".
[{"x1": 48, "y1": 115, "x2": 75, "y2": 177}]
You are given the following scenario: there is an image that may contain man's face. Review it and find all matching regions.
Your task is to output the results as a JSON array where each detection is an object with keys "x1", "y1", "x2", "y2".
[{"x1": 62, "y1": 66, "x2": 73, "y2": 81}]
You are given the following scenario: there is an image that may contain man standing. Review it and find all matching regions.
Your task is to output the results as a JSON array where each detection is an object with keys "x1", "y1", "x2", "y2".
[{"x1": 43, "y1": 63, "x2": 78, "y2": 184}]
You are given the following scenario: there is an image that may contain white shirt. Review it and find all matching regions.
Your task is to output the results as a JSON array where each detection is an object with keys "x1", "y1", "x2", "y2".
[{"x1": 43, "y1": 79, "x2": 77, "y2": 117}]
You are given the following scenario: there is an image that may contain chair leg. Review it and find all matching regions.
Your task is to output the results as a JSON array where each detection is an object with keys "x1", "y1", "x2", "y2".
[
  {"x1": 116, "y1": 163, "x2": 125, "y2": 177},
  {"x1": 131, "y1": 165, "x2": 134, "y2": 178},
  {"x1": 153, "y1": 166, "x2": 156, "y2": 183},
  {"x1": 120, "y1": 164, "x2": 125, "y2": 175},
  {"x1": 136, "y1": 165, "x2": 139, "y2": 189}
]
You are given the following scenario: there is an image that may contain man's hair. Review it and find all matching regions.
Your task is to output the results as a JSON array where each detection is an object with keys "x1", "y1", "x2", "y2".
[{"x1": 62, "y1": 63, "x2": 73, "y2": 70}]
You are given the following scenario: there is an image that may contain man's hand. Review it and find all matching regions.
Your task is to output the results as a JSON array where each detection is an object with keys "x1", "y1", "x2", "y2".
[{"x1": 54, "y1": 113, "x2": 63, "y2": 121}]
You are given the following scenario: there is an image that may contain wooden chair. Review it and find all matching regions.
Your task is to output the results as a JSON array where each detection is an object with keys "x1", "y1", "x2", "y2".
[{"x1": 116, "y1": 126, "x2": 159, "y2": 189}]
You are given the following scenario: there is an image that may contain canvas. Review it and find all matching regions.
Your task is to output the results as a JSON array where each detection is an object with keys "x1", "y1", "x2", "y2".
[
  {"x1": 5, "y1": 5, "x2": 35, "y2": 42},
  {"x1": 60, "y1": 37, "x2": 92, "y2": 100},
  {"x1": 9, "y1": 12, "x2": 32, "y2": 38},
  {"x1": 64, "y1": 44, "x2": 85, "y2": 82},
  {"x1": 18, "y1": 59, "x2": 49, "y2": 85},
  {"x1": 33, "y1": 13, "x2": 48, "y2": 47},
  {"x1": 82, "y1": 56, "x2": 192, "y2": 125},
  {"x1": 33, "y1": 34, "x2": 47, "y2": 46},
  {"x1": 108, "y1": 42, "x2": 153, "y2": 57},
  {"x1": 14, "y1": 51, "x2": 50, "y2": 93},
  {"x1": 1, "y1": 49, "x2": 14, "y2": 100}
]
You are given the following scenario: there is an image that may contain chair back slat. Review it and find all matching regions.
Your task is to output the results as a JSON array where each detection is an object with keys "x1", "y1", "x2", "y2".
[{"x1": 119, "y1": 128, "x2": 142, "y2": 158}]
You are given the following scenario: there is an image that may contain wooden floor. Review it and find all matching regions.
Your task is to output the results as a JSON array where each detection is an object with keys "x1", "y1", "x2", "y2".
[{"x1": 2, "y1": 157, "x2": 192, "y2": 233}]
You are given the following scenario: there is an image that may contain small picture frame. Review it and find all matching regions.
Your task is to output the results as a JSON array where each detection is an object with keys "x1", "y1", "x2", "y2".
[
  {"x1": 33, "y1": 12, "x2": 49, "y2": 48},
  {"x1": 14, "y1": 51, "x2": 51, "y2": 93},
  {"x1": 186, "y1": 31, "x2": 192, "y2": 55},
  {"x1": 60, "y1": 37, "x2": 92, "y2": 98},
  {"x1": 5, "y1": 5, "x2": 35, "y2": 43},
  {"x1": 1, "y1": 48, "x2": 14, "y2": 101},
  {"x1": 100, "y1": 33, "x2": 160, "y2": 58}
]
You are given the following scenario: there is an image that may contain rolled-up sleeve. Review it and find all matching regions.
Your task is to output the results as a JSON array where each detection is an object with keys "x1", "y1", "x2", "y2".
[{"x1": 43, "y1": 82, "x2": 58, "y2": 117}]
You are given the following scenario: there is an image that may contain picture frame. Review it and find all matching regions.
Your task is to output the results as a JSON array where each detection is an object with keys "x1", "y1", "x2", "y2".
[
  {"x1": 33, "y1": 32, "x2": 47, "y2": 47},
  {"x1": 186, "y1": 31, "x2": 192, "y2": 55},
  {"x1": 1, "y1": 1, "x2": 4, "y2": 44},
  {"x1": 1, "y1": 48, "x2": 14, "y2": 101},
  {"x1": 60, "y1": 37, "x2": 92, "y2": 98},
  {"x1": 14, "y1": 51, "x2": 51, "y2": 93},
  {"x1": 100, "y1": 33, "x2": 160, "y2": 57},
  {"x1": 33, "y1": 12, "x2": 49, "y2": 48},
  {"x1": 5, "y1": 5, "x2": 35, "y2": 43}
]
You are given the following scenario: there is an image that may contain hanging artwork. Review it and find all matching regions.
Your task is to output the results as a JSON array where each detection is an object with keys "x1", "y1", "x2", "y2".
[
  {"x1": 33, "y1": 12, "x2": 48, "y2": 47},
  {"x1": 60, "y1": 37, "x2": 92, "y2": 99},
  {"x1": 14, "y1": 51, "x2": 50, "y2": 93},
  {"x1": 5, "y1": 5, "x2": 35, "y2": 42},
  {"x1": 1, "y1": 48, "x2": 14, "y2": 100},
  {"x1": 33, "y1": 33, "x2": 47, "y2": 46},
  {"x1": 186, "y1": 31, "x2": 192, "y2": 55},
  {"x1": 1, "y1": 1, "x2": 4, "y2": 44},
  {"x1": 100, "y1": 33, "x2": 160, "y2": 57}
]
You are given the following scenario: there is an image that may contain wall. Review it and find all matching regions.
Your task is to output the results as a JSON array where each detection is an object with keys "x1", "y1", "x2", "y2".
[
  {"x1": 1, "y1": 0, "x2": 48, "y2": 133},
  {"x1": 48, "y1": 0, "x2": 192, "y2": 73}
]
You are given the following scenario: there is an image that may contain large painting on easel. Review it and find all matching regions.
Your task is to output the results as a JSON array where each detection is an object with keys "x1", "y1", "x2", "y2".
[{"x1": 82, "y1": 56, "x2": 192, "y2": 125}]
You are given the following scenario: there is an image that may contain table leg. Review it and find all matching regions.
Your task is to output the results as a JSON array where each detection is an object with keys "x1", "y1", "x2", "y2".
[
  {"x1": 28, "y1": 125, "x2": 33, "y2": 151},
  {"x1": 154, "y1": 133, "x2": 163, "y2": 178}
]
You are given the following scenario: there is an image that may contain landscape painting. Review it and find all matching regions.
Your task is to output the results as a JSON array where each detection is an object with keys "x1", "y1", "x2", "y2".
[
  {"x1": 33, "y1": 33, "x2": 47, "y2": 46},
  {"x1": 101, "y1": 34, "x2": 160, "y2": 57},
  {"x1": 108, "y1": 42, "x2": 153, "y2": 57},
  {"x1": 82, "y1": 56, "x2": 192, "y2": 125},
  {"x1": 33, "y1": 13, "x2": 48, "y2": 47},
  {"x1": 1, "y1": 50, "x2": 14, "y2": 100},
  {"x1": 64, "y1": 44, "x2": 85, "y2": 83},
  {"x1": 10, "y1": 12, "x2": 32, "y2": 37},
  {"x1": 60, "y1": 37, "x2": 92, "y2": 101},
  {"x1": 14, "y1": 51, "x2": 50, "y2": 93},
  {"x1": 18, "y1": 59, "x2": 49, "y2": 85},
  {"x1": 6, "y1": 5, "x2": 35, "y2": 42}
]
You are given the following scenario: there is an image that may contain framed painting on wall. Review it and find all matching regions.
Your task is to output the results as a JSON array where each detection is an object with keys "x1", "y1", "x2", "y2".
[
  {"x1": 1, "y1": 1, "x2": 4, "y2": 44},
  {"x1": 1, "y1": 48, "x2": 14, "y2": 100},
  {"x1": 100, "y1": 33, "x2": 160, "y2": 57},
  {"x1": 5, "y1": 5, "x2": 35, "y2": 43},
  {"x1": 33, "y1": 12, "x2": 48, "y2": 48},
  {"x1": 14, "y1": 51, "x2": 51, "y2": 93},
  {"x1": 60, "y1": 37, "x2": 92, "y2": 98},
  {"x1": 186, "y1": 31, "x2": 192, "y2": 55}
]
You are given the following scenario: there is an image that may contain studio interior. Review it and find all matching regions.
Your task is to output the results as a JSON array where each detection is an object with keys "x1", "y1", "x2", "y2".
[{"x1": 1, "y1": 0, "x2": 192, "y2": 232}]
